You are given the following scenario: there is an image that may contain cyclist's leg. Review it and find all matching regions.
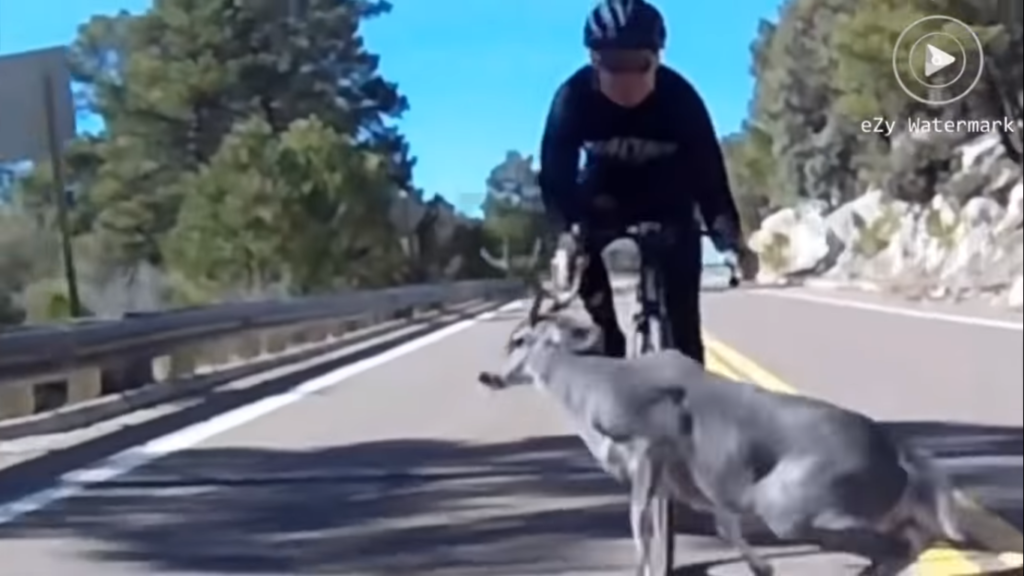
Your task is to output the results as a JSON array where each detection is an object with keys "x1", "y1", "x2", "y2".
[
  {"x1": 578, "y1": 234, "x2": 627, "y2": 358},
  {"x1": 659, "y1": 234, "x2": 705, "y2": 364}
]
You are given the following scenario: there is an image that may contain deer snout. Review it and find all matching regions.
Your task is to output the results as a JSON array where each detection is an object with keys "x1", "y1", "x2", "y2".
[{"x1": 478, "y1": 371, "x2": 506, "y2": 389}]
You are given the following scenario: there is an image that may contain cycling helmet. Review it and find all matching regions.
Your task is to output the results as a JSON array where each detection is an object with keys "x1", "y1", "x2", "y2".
[{"x1": 584, "y1": 0, "x2": 666, "y2": 51}]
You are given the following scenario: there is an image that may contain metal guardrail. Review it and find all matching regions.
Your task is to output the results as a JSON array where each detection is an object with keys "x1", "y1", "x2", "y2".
[{"x1": 0, "y1": 279, "x2": 522, "y2": 424}]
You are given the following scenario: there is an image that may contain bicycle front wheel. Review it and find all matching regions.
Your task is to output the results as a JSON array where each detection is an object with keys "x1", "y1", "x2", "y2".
[
  {"x1": 647, "y1": 496, "x2": 675, "y2": 576},
  {"x1": 633, "y1": 316, "x2": 663, "y2": 356}
]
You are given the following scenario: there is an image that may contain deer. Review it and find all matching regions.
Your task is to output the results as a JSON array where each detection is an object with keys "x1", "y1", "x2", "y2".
[{"x1": 478, "y1": 277, "x2": 967, "y2": 575}]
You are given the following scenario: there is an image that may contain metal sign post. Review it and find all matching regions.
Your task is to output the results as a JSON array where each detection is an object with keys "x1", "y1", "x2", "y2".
[
  {"x1": 0, "y1": 47, "x2": 80, "y2": 317},
  {"x1": 42, "y1": 72, "x2": 81, "y2": 316}
]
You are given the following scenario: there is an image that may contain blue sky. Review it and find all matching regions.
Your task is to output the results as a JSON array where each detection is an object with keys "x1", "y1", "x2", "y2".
[{"x1": 1, "y1": 0, "x2": 783, "y2": 214}]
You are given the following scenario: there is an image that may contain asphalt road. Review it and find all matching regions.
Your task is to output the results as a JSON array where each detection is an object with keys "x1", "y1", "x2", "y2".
[{"x1": 0, "y1": 288, "x2": 1020, "y2": 575}]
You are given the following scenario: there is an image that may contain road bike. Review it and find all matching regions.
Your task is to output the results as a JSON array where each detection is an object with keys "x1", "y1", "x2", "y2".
[
  {"x1": 624, "y1": 221, "x2": 676, "y2": 574},
  {"x1": 557, "y1": 222, "x2": 742, "y2": 575},
  {"x1": 626, "y1": 222, "x2": 742, "y2": 575}
]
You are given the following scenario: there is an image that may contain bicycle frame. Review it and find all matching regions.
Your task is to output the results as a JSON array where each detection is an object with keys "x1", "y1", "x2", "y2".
[
  {"x1": 629, "y1": 222, "x2": 675, "y2": 356},
  {"x1": 625, "y1": 221, "x2": 675, "y2": 576},
  {"x1": 549, "y1": 222, "x2": 739, "y2": 575}
]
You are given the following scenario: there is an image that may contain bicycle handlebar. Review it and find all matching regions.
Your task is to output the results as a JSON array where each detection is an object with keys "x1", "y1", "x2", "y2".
[{"x1": 567, "y1": 222, "x2": 743, "y2": 287}]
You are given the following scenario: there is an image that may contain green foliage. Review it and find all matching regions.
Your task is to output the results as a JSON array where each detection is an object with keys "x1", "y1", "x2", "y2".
[
  {"x1": 830, "y1": 1, "x2": 928, "y2": 121},
  {"x1": 21, "y1": 278, "x2": 94, "y2": 323},
  {"x1": 884, "y1": 134, "x2": 960, "y2": 204},
  {"x1": 0, "y1": 209, "x2": 60, "y2": 297},
  {"x1": 723, "y1": 0, "x2": 1021, "y2": 219},
  {"x1": 5, "y1": 0, "x2": 1021, "y2": 326},
  {"x1": 721, "y1": 124, "x2": 777, "y2": 233},
  {"x1": 924, "y1": 206, "x2": 960, "y2": 249},
  {"x1": 0, "y1": 0, "x2": 498, "y2": 327},
  {"x1": 480, "y1": 151, "x2": 550, "y2": 264},
  {"x1": 851, "y1": 205, "x2": 901, "y2": 257},
  {"x1": 760, "y1": 232, "x2": 791, "y2": 272}
]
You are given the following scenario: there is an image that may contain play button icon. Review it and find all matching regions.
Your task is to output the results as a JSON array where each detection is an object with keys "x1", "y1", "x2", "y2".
[
  {"x1": 924, "y1": 45, "x2": 956, "y2": 77},
  {"x1": 892, "y1": 15, "x2": 985, "y2": 105}
]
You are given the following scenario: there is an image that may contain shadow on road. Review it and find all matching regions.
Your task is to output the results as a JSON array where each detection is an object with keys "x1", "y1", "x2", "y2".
[
  {"x1": 0, "y1": 305, "x2": 496, "y2": 502},
  {"x1": 1, "y1": 436, "x2": 632, "y2": 574},
  {"x1": 886, "y1": 420, "x2": 1023, "y2": 535},
  {"x1": 0, "y1": 420, "x2": 1018, "y2": 574}
]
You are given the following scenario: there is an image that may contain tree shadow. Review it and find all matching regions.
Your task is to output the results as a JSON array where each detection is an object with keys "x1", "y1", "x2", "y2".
[
  {"x1": 0, "y1": 436, "x2": 636, "y2": 574},
  {"x1": 0, "y1": 410, "x2": 1018, "y2": 574},
  {"x1": 885, "y1": 420, "x2": 1023, "y2": 534}
]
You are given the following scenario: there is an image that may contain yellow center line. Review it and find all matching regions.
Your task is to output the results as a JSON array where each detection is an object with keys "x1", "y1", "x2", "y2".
[
  {"x1": 705, "y1": 346, "x2": 742, "y2": 381},
  {"x1": 701, "y1": 330, "x2": 1024, "y2": 575},
  {"x1": 998, "y1": 552, "x2": 1024, "y2": 567}
]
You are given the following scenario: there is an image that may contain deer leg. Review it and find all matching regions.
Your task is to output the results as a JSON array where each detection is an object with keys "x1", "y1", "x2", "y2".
[
  {"x1": 630, "y1": 453, "x2": 657, "y2": 576},
  {"x1": 714, "y1": 510, "x2": 773, "y2": 576}
]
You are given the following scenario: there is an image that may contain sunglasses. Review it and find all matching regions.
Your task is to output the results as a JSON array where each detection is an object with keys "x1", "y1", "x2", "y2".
[{"x1": 594, "y1": 50, "x2": 656, "y2": 74}]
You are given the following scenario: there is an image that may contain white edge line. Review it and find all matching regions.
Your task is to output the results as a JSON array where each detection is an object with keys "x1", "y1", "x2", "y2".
[
  {"x1": 754, "y1": 290, "x2": 1022, "y2": 331},
  {"x1": 0, "y1": 299, "x2": 524, "y2": 525}
]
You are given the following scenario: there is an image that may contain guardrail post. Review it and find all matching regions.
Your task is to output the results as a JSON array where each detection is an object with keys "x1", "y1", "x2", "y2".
[
  {"x1": 260, "y1": 328, "x2": 290, "y2": 354},
  {"x1": 294, "y1": 323, "x2": 326, "y2": 344},
  {"x1": 308, "y1": 321, "x2": 336, "y2": 342},
  {"x1": 65, "y1": 368, "x2": 103, "y2": 404},
  {"x1": 231, "y1": 332, "x2": 263, "y2": 362},
  {"x1": 152, "y1": 345, "x2": 201, "y2": 382},
  {"x1": 329, "y1": 321, "x2": 347, "y2": 340},
  {"x1": 0, "y1": 380, "x2": 35, "y2": 419}
]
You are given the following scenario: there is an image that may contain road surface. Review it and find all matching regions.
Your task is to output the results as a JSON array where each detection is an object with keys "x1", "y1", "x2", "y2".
[{"x1": 0, "y1": 287, "x2": 1020, "y2": 575}]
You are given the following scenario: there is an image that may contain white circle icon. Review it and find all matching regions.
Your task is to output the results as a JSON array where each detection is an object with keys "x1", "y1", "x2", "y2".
[{"x1": 892, "y1": 15, "x2": 984, "y2": 106}]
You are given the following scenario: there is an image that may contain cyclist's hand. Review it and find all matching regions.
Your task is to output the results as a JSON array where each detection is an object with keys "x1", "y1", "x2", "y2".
[
  {"x1": 708, "y1": 215, "x2": 740, "y2": 253},
  {"x1": 709, "y1": 215, "x2": 758, "y2": 281}
]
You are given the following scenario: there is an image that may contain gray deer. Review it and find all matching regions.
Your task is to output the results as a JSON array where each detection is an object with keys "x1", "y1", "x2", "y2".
[{"x1": 479, "y1": 282, "x2": 967, "y2": 575}]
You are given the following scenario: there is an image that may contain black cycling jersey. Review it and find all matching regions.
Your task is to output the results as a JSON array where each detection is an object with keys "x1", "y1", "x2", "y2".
[{"x1": 538, "y1": 64, "x2": 740, "y2": 237}]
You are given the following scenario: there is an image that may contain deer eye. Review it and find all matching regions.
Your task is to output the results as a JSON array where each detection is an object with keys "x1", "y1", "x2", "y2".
[{"x1": 506, "y1": 335, "x2": 526, "y2": 351}]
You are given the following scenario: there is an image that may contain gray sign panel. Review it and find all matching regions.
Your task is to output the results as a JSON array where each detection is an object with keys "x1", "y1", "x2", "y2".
[{"x1": 0, "y1": 46, "x2": 76, "y2": 163}]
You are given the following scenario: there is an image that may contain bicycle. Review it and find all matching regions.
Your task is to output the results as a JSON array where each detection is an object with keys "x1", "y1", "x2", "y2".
[
  {"x1": 628, "y1": 223, "x2": 741, "y2": 352},
  {"x1": 557, "y1": 221, "x2": 743, "y2": 575},
  {"x1": 625, "y1": 222, "x2": 743, "y2": 575}
]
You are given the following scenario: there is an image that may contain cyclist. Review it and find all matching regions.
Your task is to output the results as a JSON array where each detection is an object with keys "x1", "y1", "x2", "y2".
[{"x1": 537, "y1": 0, "x2": 756, "y2": 364}]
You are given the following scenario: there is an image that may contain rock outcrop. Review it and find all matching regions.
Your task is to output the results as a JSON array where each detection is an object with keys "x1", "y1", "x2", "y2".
[{"x1": 747, "y1": 134, "x2": 1022, "y2": 310}]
